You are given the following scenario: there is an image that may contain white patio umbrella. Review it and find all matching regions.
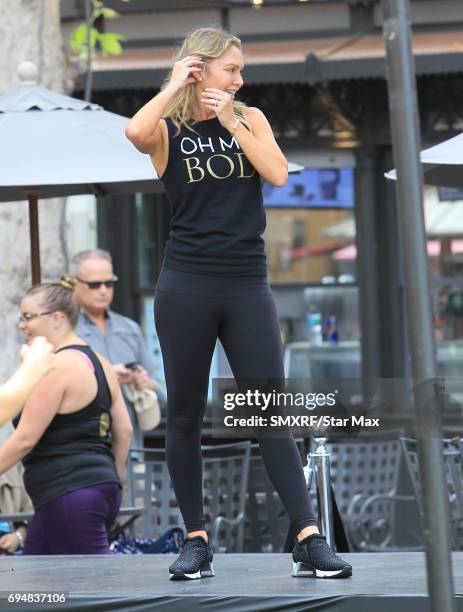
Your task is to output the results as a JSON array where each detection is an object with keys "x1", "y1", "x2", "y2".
[
  {"x1": 0, "y1": 62, "x2": 302, "y2": 284},
  {"x1": 0, "y1": 62, "x2": 164, "y2": 283},
  {"x1": 386, "y1": 132, "x2": 463, "y2": 187}
]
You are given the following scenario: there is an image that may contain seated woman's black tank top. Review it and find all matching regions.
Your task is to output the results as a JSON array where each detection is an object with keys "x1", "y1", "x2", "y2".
[
  {"x1": 22, "y1": 345, "x2": 120, "y2": 509},
  {"x1": 159, "y1": 116, "x2": 267, "y2": 277}
]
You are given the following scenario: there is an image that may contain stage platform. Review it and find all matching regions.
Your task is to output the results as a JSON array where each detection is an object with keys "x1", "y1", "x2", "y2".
[{"x1": 1, "y1": 553, "x2": 462, "y2": 611}]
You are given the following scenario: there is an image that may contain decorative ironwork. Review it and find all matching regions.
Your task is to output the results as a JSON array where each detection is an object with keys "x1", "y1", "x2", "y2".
[
  {"x1": 418, "y1": 75, "x2": 463, "y2": 142},
  {"x1": 85, "y1": 72, "x2": 463, "y2": 149},
  {"x1": 346, "y1": 0, "x2": 378, "y2": 6}
]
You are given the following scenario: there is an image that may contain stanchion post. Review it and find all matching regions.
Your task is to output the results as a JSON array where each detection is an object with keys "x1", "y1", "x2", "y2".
[
  {"x1": 306, "y1": 437, "x2": 335, "y2": 547},
  {"x1": 382, "y1": 1, "x2": 456, "y2": 610}
]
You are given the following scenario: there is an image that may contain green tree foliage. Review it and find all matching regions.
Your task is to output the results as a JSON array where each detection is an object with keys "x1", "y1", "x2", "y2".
[{"x1": 70, "y1": 1, "x2": 126, "y2": 59}]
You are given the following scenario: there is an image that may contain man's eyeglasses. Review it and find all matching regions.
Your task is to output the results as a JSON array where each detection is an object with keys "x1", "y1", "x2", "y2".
[
  {"x1": 18, "y1": 311, "x2": 52, "y2": 324},
  {"x1": 76, "y1": 276, "x2": 118, "y2": 290}
]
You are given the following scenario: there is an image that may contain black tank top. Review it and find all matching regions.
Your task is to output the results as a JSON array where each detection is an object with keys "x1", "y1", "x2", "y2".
[
  {"x1": 160, "y1": 117, "x2": 267, "y2": 276},
  {"x1": 22, "y1": 345, "x2": 120, "y2": 509}
]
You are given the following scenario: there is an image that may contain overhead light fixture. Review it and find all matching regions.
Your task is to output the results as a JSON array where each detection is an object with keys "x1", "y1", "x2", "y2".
[
  {"x1": 332, "y1": 129, "x2": 359, "y2": 149},
  {"x1": 251, "y1": 0, "x2": 264, "y2": 9}
]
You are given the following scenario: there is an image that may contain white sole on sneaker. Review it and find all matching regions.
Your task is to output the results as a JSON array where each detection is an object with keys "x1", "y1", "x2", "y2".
[
  {"x1": 292, "y1": 561, "x2": 352, "y2": 579},
  {"x1": 169, "y1": 562, "x2": 215, "y2": 580}
]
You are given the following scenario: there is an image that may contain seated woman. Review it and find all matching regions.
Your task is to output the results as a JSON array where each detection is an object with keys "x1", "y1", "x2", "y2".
[
  {"x1": 0, "y1": 336, "x2": 54, "y2": 427},
  {"x1": 0, "y1": 276, "x2": 133, "y2": 554}
]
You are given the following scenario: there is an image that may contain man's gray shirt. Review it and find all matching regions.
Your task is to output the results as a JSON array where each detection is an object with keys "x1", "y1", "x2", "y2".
[{"x1": 76, "y1": 310, "x2": 165, "y2": 445}]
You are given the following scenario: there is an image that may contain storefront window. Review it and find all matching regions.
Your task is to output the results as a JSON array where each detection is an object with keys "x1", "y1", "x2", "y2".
[
  {"x1": 262, "y1": 167, "x2": 360, "y2": 380},
  {"x1": 135, "y1": 192, "x2": 170, "y2": 290},
  {"x1": 135, "y1": 193, "x2": 157, "y2": 289},
  {"x1": 65, "y1": 194, "x2": 97, "y2": 255},
  {"x1": 426, "y1": 186, "x2": 463, "y2": 343},
  {"x1": 263, "y1": 168, "x2": 356, "y2": 284}
]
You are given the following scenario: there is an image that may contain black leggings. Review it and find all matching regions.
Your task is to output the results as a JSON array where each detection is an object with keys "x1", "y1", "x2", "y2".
[{"x1": 154, "y1": 266, "x2": 317, "y2": 535}]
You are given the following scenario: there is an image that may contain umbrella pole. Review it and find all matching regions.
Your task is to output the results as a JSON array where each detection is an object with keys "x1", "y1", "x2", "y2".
[
  {"x1": 25, "y1": 189, "x2": 41, "y2": 284},
  {"x1": 383, "y1": 2, "x2": 455, "y2": 611}
]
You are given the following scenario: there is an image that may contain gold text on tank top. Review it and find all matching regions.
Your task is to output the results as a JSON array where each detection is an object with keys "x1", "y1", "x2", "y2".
[
  {"x1": 180, "y1": 135, "x2": 255, "y2": 183},
  {"x1": 99, "y1": 411, "x2": 110, "y2": 438}
]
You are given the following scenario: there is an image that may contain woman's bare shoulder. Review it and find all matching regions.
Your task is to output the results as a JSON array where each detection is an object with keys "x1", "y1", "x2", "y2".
[
  {"x1": 242, "y1": 106, "x2": 271, "y2": 132},
  {"x1": 42, "y1": 349, "x2": 91, "y2": 386},
  {"x1": 242, "y1": 106, "x2": 266, "y2": 121}
]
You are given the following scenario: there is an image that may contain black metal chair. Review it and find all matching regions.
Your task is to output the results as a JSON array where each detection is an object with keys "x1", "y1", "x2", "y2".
[
  {"x1": 401, "y1": 436, "x2": 463, "y2": 550},
  {"x1": 126, "y1": 441, "x2": 251, "y2": 553},
  {"x1": 205, "y1": 442, "x2": 251, "y2": 553},
  {"x1": 326, "y1": 433, "x2": 422, "y2": 551},
  {"x1": 244, "y1": 439, "x2": 311, "y2": 552}
]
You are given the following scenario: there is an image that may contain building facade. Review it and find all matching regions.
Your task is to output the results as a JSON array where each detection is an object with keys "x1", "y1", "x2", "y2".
[{"x1": 61, "y1": 0, "x2": 463, "y2": 396}]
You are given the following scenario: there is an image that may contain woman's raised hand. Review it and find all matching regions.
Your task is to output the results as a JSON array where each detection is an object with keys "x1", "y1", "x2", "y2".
[
  {"x1": 19, "y1": 336, "x2": 54, "y2": 376},
  {"x1": 200, "y1": 88, "x2": 236, "y2": 132},
  {"x1": 168, "y1": 56, "x2": 204, "y2": 90}
]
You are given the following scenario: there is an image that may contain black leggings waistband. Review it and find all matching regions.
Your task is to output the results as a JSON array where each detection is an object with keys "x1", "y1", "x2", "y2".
[{"x1": 156, "y1": 265, "x2": 272, "y2": 299}]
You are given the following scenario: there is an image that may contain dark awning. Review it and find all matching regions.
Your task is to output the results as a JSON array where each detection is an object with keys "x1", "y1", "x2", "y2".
[{"x1": 76, "y1": 30, "x2": 463, "y2": 91}]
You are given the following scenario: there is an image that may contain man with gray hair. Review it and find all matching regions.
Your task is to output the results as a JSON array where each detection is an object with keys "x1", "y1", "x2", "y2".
[{"x1": 71, "y1": 249, "x2": 165, "y2": 449}]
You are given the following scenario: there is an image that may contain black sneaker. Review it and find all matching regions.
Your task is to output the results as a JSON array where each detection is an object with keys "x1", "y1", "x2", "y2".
[
  {"x1": 292, "y1": 534, "x2": 352, "y2": 579},
  {"x1": 169, "y1": 536, "x2": 214, "y2": 580}
]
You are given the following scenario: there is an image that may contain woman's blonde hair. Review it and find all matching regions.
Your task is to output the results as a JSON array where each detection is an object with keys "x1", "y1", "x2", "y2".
[
  {"x1": 25, "y1": 275, "x2": 80, "y2": 328},
  {"x1": 162, "y1": 27, "x2": 250, "y2": 135}
]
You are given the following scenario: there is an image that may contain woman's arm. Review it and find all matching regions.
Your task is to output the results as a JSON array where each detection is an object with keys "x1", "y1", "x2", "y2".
[
  {"x1": 110, "y1": 387, "x2": 133, "y2": 479},
  {"x1": 0, "y1": 337, "x2": 54, "y2": 427},
  {"x1": 0, "y1": 365, "x2": 66, "y2": 474},
  {"x1": 0, "y1": 525, "x2": 27, "y2": 554},
  {"x1": 98, "y1": 354, "x2": 133, "y2": 479},
  {"x1": 124, "y1": 88, "x2": 173, "y2": 155},
  {"x1": 237, "y1": 107, "x2": 288, "y2": 187},
  {"x1": 125, "y1": 55, "x2": 204, "y2": 154},
  {"x1": 201, "y1": 92, "x2": 288, "y2": 186}
]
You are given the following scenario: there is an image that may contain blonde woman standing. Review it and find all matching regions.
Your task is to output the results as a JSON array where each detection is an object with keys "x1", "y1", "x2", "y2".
[{"x1": 126, "y1": 27, "x2": 351, "y2": 580}]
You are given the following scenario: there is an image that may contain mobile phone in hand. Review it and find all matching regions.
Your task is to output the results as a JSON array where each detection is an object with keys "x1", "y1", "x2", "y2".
[{"x1": 125, "y1": 362, "x2": 141, "y2": 371}]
